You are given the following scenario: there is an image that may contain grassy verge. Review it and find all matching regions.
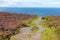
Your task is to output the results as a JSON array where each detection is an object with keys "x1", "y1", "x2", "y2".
[
  {"x1": 21, "y1": 16, "x2": 39, "y2": 27},
  {"x1": 41, "y1": 27, "x2": 58, "y2": 40},
  {"x1": 40, "y1": 16, "x2": 59, "y2": 40}
]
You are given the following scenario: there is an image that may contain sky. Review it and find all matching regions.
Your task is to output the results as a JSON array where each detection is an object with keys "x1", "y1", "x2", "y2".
[{"x1": 0, "y1": 0, "x2": 60, "y2": 7}]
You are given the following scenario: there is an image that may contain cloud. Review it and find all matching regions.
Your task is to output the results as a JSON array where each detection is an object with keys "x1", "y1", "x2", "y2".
[{"x1": 0, "y1": 0, "x2": 60, "y2": 7}]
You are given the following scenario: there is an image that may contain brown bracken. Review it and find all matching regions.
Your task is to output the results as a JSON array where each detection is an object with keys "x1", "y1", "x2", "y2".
[{"x1": 0, "y1": 12, "x2": 37, "y2": 40}]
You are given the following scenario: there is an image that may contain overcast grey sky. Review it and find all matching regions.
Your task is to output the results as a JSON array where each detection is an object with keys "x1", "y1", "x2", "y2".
[{"x1": 0, "y1": 0, "x2": 60, "y2": 7}]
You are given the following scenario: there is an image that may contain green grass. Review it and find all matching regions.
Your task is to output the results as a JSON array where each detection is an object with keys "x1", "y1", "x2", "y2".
[
  {"x1": 24, "y1": 16, "x2": 39, "y2": 27},
  {"x1": 40, "y1": 16, "x2": 59, "y2": 40},
  {"x1": 41, "y1": 27, "x2": 58, "y2": 40}
]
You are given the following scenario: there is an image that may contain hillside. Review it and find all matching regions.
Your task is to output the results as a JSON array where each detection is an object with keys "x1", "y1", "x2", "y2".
[
  {"x1": 0, "y1": 12, "x2": 60, "y2": 40},
  {"x1": 0, "y1": 12, "x2": 38, "y2": 40}
]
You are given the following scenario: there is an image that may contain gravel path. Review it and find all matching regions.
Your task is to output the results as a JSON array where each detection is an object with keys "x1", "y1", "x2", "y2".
[
  {"x1": 10, "y1": 17, "x2": 44, "y2": 40},
  {"x1": 31, "y1": 17, "x2": 44, "y2": 40},
  {"x1": 31, "y1": 26, "x2": 44, "y2": 40}
]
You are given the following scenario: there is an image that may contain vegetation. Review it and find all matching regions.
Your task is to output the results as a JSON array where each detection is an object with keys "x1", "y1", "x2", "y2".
[
  {"x1": 21, "y1": 16, "x2": 39, "y2": 27},
  {"x1": 41, "y1": 27, "x2": 58, "y2": 40},
  {"x1": 41, "y1": 16, "x2": 60, "y2": 40},
  {"x1": 0, "y1": 12, "x2": 39, "y2": 40}
]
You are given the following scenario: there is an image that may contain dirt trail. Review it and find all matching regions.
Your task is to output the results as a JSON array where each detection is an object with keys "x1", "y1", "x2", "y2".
[
  {"x1": 31, "y1": 17, "x2": 44, "y2": 40},
  {"x1": 10, "y1": 17, "x2": 44, "y2": 40}
]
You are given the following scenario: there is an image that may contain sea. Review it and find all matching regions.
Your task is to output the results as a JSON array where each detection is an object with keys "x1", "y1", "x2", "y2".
[{"x1": 0, "y1": 7, "x2": 60, "y2": 16}]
